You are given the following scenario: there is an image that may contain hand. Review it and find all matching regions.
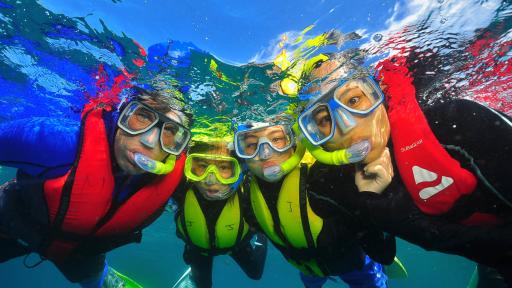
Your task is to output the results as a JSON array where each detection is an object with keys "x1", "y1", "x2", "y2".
[{"x1": 355, "y1": 148, "x2": 394, "y2": 194}]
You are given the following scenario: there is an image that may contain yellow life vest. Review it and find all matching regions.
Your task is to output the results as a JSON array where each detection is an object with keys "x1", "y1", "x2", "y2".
[
  {"x1": 177, "y1": 188, "x2": 249, "y2": 251},
  {"x1": 249, "y1": 164, "x2": 325, "y2": 275}
]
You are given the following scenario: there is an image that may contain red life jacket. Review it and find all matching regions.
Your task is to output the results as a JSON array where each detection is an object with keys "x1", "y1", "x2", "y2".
[
  {"x1": 377, "y1": 58, "x2": 483, "y2": 217},
  {"x1": 42, "y1": 104, "x2": 185, "y2": 262}
]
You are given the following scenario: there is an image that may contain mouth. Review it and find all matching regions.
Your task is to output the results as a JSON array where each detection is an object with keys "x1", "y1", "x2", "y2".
[
  {"x1": 261, "y1": 161, "x2": 278, "y2": 168},
  {"x1": 206, "y1": 189, "x2": 219, "y2": 196}
]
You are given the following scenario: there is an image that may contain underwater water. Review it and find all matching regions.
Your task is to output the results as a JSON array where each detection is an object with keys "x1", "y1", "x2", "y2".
[{"x1": 0, "y1": 0, "x2": 511, "y2": 287}]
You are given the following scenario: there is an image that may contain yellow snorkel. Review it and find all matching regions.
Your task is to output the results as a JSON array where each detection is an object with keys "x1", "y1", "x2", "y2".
[
  {"x1": 134, "y1": 153, "x2": 177, "y2": 175},
  {"x1": 278, "y1": 124, "x2": 306, "y2": 175}
]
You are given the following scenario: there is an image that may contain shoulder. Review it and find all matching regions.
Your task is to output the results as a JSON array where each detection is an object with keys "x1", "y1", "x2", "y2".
[
  {"x1": 425, "y1": 99, "x2": 509, "y2": 124},
  {"x1": 0, "y1": 117, "x2": 80, "y2": 178}
]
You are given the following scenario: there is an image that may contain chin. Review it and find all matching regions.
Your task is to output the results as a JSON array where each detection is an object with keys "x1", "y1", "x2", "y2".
[{"x1": 362, "y1": 147, "x2": 384, "y2": 164}]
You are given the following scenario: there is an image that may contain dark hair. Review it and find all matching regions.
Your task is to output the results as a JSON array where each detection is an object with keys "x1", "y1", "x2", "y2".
[{"x1": 129, "y1": 86, "x2": 193, "y2": 128}]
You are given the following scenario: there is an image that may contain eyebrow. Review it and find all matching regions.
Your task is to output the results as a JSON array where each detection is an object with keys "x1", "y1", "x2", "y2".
[{"x1": 243, "y1": 134, "x2": 259, "y2": 141}]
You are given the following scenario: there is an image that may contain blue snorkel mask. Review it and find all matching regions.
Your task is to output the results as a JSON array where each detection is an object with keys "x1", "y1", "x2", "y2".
[
  {"x1": 296, "y1": 76, "x2": 384, "y2": 165},
  {"x1": 233, "y1": 120, "x2": 306, "y2": 181},
  {"x1": 298, "y1": 76, "x2": 384, "y2": 146}
]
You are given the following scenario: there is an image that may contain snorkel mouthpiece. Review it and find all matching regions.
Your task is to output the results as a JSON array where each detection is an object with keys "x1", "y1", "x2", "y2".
[
  {"x1": 346, "y1": 140, "x2": 371, "y2": 163},
  {"x1": 263, "y1": 165, "x2": 283, "y2": 182},
  {"x1": 134, "y1": 153, "x2": 177, "y2": 174}
]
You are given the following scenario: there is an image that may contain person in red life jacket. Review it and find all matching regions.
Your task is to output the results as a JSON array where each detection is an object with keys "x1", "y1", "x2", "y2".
[
  {"x1": 0, "y1": 86, "x2": 192, "y2": 287},
  {"x1": 296, "y1": 54, "x2": 512, "y2": 285}
]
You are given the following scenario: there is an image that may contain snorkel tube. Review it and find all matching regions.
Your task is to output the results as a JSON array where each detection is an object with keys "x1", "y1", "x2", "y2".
[
  {"x1": 278, "y1": 124, "x2": 307, "y2": 174},
  {"x1": 302, "y1": 138, "x2": 370, "y2": 165},
  {"x1": 134, "y1": 153, "x2": 177, "y2": 174}
]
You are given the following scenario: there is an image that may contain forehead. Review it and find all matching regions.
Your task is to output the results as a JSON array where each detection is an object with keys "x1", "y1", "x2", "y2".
[
  {"x1": 306, "y1": 60, "x2": 347, "y2": 95},
  {"x1": 244, "y1": 126, "x2": 285, "y2": 138},
  {"x1": 164, "y1": 110, "x2": 183, "y2": 124}
]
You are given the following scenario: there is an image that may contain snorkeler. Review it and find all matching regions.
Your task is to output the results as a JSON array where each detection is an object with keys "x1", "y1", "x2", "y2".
[
  {"x1": 171, "y1": 123, "x2": 268, "y2": 288},
  {"x1": 0, "y1": 86, "x2": 192, "y2": 287},
  {"x1": 233, "y1": 120, "x2": 395, "y2": 288},
  {"x1": 297, "y1": 54, "x2": 512, "y2": 284}
]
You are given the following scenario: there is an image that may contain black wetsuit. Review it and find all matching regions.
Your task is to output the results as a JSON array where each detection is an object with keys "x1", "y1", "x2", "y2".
[
  {"x1": 245, "y1": 169, "x2": 396, "y2": 278},
  {"x1": 311, "y1": 99, "x2": 512, "y2": 284},
  {"x1": 172, "y1": 186, "x2": 268, "y2": 288}
]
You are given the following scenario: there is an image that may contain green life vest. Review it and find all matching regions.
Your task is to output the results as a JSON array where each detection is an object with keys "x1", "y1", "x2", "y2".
[
  {"x1": 177, "y1": 188, "x2": 249, "y2": 252},
  {"x1": 249, "y1": 164, "x2": 325, "y2": 275}
]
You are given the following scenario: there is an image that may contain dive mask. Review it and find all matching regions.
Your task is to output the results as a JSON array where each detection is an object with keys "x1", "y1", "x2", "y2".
[
  {"x1": 234, "y1": 123, "x2": 295, "y2": 159},
  {"x1": 298, "y1": 77, "x2": 384, "y2": 146},
  {"x1": 184, "y1": 153, "x2": 242, "y2": 185},
  {"x1": 118, "y1": 101, "x2": 191, "y2": 155}
]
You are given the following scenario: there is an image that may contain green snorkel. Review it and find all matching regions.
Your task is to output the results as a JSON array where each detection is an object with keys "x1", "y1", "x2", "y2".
[
  {"x1": 277, "y1": 124, "x2": 307, "y2": 175},
  {"x1": 301, "y1": 138, "x2": 370, "y2": 165},
  {"x1": 134, "y1": 153, "x2": 177, "y2": 175}
]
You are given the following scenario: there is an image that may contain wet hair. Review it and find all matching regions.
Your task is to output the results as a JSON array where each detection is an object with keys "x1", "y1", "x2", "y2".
[
  {"x1": 129, "y1": 86, "x2": 194, "y2": 128},
  {"x1": 189, "y1": 141, "x2": 233, "y2": 157}
]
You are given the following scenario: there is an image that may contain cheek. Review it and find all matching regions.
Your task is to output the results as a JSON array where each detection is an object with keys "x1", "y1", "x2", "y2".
[{"x1": 247, "y1": 160, "x2": 261, "y2": 173}]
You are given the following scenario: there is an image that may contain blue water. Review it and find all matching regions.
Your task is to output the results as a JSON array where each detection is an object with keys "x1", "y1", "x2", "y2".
[
  {"x1": 0, "y1": 166, "x2": 475, "y2": 288},
  {"x1": 1, "y1": 0, "x2": 511, "y2": 287}
]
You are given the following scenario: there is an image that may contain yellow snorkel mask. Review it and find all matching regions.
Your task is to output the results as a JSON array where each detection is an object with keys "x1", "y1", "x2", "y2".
[{"x1": 184, "y1": 153, "x2": 241, "y2": 185}]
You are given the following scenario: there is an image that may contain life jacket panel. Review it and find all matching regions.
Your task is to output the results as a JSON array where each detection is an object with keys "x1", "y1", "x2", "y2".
[
  {"x1": 249, "y1": 165, "x2": 325, "y2": 276},
  {"x1": 249, "y1": 165, "x2": 323, "y2": 249},
  {"x1": 178, "y1": 188, "x2": 248, "y2": 250},
  {"x1": 378, "y1": 58, "x2": 477, "y2": 215},
  {"x1": 42, "y1": 104, "x2": 185, "y2": 261},
  {"x1": 44, "y1": 107, "x2": 114, "y2": 234}
]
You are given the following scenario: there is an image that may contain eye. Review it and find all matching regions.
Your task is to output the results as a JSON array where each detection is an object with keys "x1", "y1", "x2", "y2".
[
  {"x1": 313, "y1": 59, "x2": 325, "y2": 69},
  {"x1": 272, "y1": 136, "x2": 284, "y2": 143},
  {"x1": 135, "y1": 110, "x2": 154, "y2": 123},
  {"x1": 348, "y1": 96, "x2": 360, "y2": 107},
  {"x1": 219, "y1": 164, "x2": 231, "y2": 171}
]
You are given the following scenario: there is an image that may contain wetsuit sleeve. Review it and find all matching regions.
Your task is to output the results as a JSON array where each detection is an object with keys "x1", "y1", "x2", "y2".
[
  {"x1": 425, "y1": 99, "x2": 512, "y2": 209},
  {"x1": 357, "y1": 229, "x2": 396, "y2": 265},
  {"x1": 0, "y1": 117, "x2": 79, "y2": 178},
  {"x1": 351, "y1": 180, "x2": 512, "y2": 269},
  {"x1": 229, "y1": 232, "x2": 268, "y2": 280}
]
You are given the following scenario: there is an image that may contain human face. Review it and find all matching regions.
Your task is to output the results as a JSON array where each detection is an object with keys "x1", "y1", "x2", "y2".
[
  {"x1": 307, "y1": 60, "x2": 390, "y2": 164},
  {"x1": 114, "y1": 105, "x2": 185, "y2": 175},
  {"x1": 242, "y1": 125, "x2": 294, "y2": 182},
  {"x1": 117, "y1": 101, "x2": 190, "y2": 155},
  {"x1": 191, "y1": 146, "x2": 234, "y2": 200}
]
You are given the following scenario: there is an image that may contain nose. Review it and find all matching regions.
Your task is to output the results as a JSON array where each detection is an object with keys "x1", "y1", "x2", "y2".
[
  {"x1": 204, "y1": 173, "x2": 217, "y2": 186},
  {"x1": 334, "y1": 108, "x2": 357, "y2": 134},
  {"x1": 140, "y1": 127, "x2": 160, "y2": 149},
  {"x1": 258, "y1": 143, "x2": 273, "y2": 160}
]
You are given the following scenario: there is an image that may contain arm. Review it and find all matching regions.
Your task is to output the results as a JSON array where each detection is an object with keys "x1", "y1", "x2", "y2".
[
  {"x1": 352, "y1": 182, "x2": 512, "y2": 269},
  {"x1": 0, "y1": 117, "x2": 79, "y2": 178},
  {"x1": 425, "y1": 99, "x2": 512, "y2": 208}
]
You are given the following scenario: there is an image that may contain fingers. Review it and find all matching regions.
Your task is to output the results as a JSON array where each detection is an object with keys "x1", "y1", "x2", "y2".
[{"x1": 364, "y1": 148, "x2": 393, "y2": 177}]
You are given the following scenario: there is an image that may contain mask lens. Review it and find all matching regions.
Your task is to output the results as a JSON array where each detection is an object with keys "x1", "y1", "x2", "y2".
[
  {"x1": 235, "y1": 125, "x2": 293, "y2": 158},
  {"x1": 299, "y1": 103, "x2": 334, "y2": 145},
  {"x1": 161, "y1": 121, "x2": 190, "y2": 154},
  {"x1": 119, "y1": 102, "x2": 158, "y2": 133},
  {"x1": 333, "y1": 78, "x2": 383, "y2": 114}
]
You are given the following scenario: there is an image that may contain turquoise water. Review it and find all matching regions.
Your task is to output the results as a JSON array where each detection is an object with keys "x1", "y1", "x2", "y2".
[
  {"x1": 1, "y1": 0, "x2": 511, "y2": 287},
  {"x1": 0, "y1": 162, "x2": 475, "y2": 287}
]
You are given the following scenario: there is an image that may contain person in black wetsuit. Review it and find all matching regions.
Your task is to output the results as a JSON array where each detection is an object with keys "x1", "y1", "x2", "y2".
[
  {"x1": 296, "y1": 54, "x2": 512, "y2": 286},
  {"x1": 171, "y1": 125, "x2": 267, "y2": 288},
  {"x1": 233, "y1": 121, "x2": 395, "y2": 288}
]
